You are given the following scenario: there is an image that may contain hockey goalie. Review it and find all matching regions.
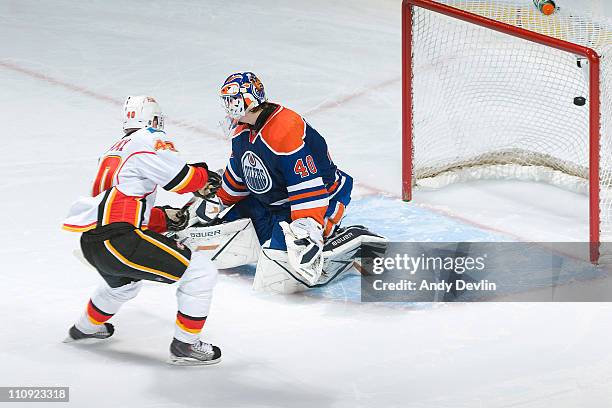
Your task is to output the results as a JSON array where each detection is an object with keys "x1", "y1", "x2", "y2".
[{"x1": 170, "y1": 72, "x2": 386, "y2": 294}]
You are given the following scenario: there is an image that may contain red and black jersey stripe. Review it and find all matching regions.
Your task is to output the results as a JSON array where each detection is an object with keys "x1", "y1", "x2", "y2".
[{"x1": 163, "y1": 165, "x2": 208, "y2": 194}]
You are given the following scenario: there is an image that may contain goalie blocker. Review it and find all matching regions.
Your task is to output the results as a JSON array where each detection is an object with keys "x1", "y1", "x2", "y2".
[{"x1": 168, "y1": 198, "x2": 387, "y2": 293}]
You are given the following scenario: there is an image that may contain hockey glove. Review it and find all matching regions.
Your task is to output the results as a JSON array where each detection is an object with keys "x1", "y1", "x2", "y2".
[
  {"x1": 158, "y1": 206, "x2": 189, "y2": 231},
  {"x1": 190, "y1": 163, "x2": 222, "y2": 199},
  {"x1": 280, "y1": 218, "x2": 324, "y2": 286},
  {"x1": 199, "y1": 170, "x2": 222, "y2": 199}
]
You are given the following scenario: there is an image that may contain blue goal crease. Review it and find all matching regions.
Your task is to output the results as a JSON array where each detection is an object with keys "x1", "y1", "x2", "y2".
[{"x1": 221, "y1": 196, "x2": 527, "y2": 305}]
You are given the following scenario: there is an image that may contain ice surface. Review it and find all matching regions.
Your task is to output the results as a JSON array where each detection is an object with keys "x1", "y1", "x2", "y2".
[{"x1": 1, "y1": 0, "x2": 612, "y2": 407}]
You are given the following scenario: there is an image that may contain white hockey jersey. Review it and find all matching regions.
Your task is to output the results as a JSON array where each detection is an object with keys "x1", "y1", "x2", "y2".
[{"x1": 63, "y1": 127, "x2": 208, "y2": 233}]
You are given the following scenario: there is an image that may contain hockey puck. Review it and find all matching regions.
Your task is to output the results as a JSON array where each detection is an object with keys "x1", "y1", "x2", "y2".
[{"x1": 574, "y1": 96, "x2": 586, "y2": 106}]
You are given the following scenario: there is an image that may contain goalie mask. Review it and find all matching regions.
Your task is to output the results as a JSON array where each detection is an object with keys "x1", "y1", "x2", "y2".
[
  {"x1": 220, "y1": 72, "x2": 267, "y2": 119},
  {"x1": 123, "y1": 95, "x2": 165, "y2": 131}
]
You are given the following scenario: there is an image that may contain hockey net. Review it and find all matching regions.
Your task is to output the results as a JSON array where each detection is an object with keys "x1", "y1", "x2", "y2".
[{"x1": 402, "y1": 0, "x2": 612, "y2": 260}]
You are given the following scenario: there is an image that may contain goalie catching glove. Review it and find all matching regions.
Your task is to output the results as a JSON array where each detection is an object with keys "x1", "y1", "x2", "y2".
[
  {"x1": 189, "y1": 163, "x2": 222, "y2": 200},
  {"x1": 280, "y1": 218, "x2": 324, "y2": 286}
]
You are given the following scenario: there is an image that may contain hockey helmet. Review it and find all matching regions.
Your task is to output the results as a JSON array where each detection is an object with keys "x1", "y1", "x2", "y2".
[
  {"x1": 123, "y1": 95, "x2": 164, "y2": 131},
  {"x1": 220, "y1": 72, "x2": 267, "y2": 119}
]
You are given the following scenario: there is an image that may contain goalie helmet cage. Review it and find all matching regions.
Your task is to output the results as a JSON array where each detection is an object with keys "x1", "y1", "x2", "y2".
[{"x1": 401, "y1": 0, "x2": 612, "y2": 262}]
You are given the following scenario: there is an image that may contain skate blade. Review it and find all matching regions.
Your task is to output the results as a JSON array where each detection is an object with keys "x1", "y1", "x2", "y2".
[
  {"x1": 63, "y1": 336, "x2": 109, "y2": 344},
  {"x1": 168, "y1": 355, "x2": 221, "y2": 366}
]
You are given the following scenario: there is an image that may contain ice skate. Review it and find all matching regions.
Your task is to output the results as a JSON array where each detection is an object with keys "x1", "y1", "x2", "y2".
[
  {"x1": 64, "y1": 323, "x2": 114, "y2": 343},
  {"x1": 169, "y1": 338, "x2": 221, "y2": 366}
]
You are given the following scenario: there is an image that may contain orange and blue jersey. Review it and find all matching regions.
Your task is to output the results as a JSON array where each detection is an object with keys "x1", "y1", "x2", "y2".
[{"x1": 218, "y1": 104, "x2": 351, "y2": 232}]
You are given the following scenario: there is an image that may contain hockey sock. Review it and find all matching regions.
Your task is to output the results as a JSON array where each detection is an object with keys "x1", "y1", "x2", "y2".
[
  {"x1": 76, "y1": 300, "x2": 114, "y2": 334},
  {"x1": 175, "y1": 253, "x2": 217, "y2": 343},
  {"x1": 175, "y1": 311, "x2": 207, "y2": 344},
  {"x1": 75, "y1": 281, "x2": 142, "y2": 334}
]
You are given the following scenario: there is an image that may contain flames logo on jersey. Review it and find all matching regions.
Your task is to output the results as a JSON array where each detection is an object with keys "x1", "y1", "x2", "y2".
[{"x1": 241, "y1": 151, "x2": 272, "y2": 194}]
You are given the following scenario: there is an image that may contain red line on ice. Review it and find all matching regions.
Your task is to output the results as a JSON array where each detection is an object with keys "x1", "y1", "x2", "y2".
[
  {"x1": 0, "y1": 60, "x2": 399, "y2": 141},
  {"x1": 0, "y1": 60, "x2": 222, "y2": 140},
  {"x1": 304, "y1": 76, "x2": 400, "y2": 116},
  {"x1": 0, "y1": 60, "x2": 123, "y2": 105}
]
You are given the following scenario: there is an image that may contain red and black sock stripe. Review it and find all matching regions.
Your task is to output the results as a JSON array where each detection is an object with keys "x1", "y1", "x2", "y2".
[
  {"x1": 87, "y1": 300, "x2": 114, "y2": 325},
  {"x1": 175, "y1": 311, "x2": 207, "y2": 334}
]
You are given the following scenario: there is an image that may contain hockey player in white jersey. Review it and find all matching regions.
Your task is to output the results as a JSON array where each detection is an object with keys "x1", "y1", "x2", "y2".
[{"x1": 63, "y1": 96, "x2": 222, "y2": 365}]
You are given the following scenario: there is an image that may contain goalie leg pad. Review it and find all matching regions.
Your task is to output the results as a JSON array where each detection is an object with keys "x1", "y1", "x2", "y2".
[
  {"x1": 253, "y1": 248, "x2": 310, "y2": 294},
  {"x1": 170, "y1": 218, "x2": 261, "y2": 269},
  {"x1": 318, "y1": 225, "x2": 388, "y2": 285},
  {"x1": 254, "y1": 226, "x2": 387, "y2": 293}
]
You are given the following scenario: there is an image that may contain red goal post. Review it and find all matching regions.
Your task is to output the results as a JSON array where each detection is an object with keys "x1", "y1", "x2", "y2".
[{"x1": 401, "y1": 0, "x2": 602, "y2": 261}]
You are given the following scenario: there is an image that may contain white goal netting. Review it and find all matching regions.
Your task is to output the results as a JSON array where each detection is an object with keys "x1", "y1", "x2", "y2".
[{"x1": 410, "y1": 0, "x2": 612, "y2": 243}]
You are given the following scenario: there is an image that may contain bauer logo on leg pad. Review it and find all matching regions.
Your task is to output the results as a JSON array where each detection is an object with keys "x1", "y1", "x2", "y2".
[
  {"x1": 168, "y1": 218, "x2": 261, "y2": 269},
  {"x1": 189, "y1": 230, "x2": 222, "y2": 238},
  {"x1": 323, "y1": 225, "x2": 386, "y2": 254}
]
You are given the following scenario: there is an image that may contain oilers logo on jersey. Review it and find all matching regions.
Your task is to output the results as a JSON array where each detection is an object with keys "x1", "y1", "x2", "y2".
[
  {"x1": 241, "y1": 151, "x2": 272, "y2": 194},
  {"x1": 217, "y1": 104, "x2": 354, "y2": 231}
]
